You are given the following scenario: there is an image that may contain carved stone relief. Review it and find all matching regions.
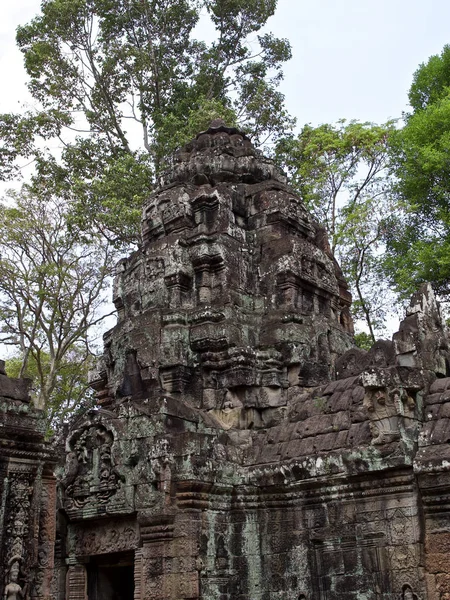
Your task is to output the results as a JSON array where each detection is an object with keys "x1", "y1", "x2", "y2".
[
  {"x1": 63, "y1": 424, "x2": 121, "y2": 513},
  {"x1": 71, "y1": 520, "x2": 139, "y2": 557},
  {"x1": 51, "y1": 122, "x2": 450, "y2": 600}
]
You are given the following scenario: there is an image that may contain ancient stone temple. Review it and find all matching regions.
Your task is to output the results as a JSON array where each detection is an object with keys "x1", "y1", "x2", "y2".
[
  {"x1": 12, "y1": 121, "x2": 450, "y2": 599},
  {"x1": 0, "y1": 360, "x2": 57, "y2": 600}
]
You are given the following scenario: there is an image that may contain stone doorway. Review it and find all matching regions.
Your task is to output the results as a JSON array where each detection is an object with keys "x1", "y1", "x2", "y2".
[{"x1": 87, "y1": 552, "x2": 134, "y2": 600}]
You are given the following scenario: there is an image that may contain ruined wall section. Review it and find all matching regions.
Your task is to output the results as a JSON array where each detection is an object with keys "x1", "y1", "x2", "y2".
[
  {"x1": 93, "y1": 122, "x2": 353, "y2": 429},
  {"x1": 202, "y1": 282, "x2": 447, "y2": 599},
  {"x1": 0, "y1": 360, "x2": 57, "y2": 600},
  {"x1": 59, "y1": 123, "x2": 450, "y2": 600},
  {"x1": 412, "y1": 287, "x2": 450, "y2": 599}
]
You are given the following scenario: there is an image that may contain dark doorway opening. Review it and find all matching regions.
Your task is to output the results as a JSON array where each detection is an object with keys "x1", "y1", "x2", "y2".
[{"x1": 87, "y1": 552, "x2": 134, "y2": 600}]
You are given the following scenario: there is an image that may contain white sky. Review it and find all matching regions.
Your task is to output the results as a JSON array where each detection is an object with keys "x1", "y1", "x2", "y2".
[
  {"x1": 2, "y1": 0, "x2": 450, "y2": 126},
  {"x1": 270, "y1": 0, "x2": 450, "y2": 125}
]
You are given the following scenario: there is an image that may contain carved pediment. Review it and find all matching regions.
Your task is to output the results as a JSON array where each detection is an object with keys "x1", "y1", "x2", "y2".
[{"x1": 62, "y1": 422, "x2": 122, "y2": 516}]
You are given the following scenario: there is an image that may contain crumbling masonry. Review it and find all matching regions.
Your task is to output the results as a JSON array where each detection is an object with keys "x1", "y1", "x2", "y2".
[{"x1": 2, "y1": 121, "x2": 450, "y2": 599}]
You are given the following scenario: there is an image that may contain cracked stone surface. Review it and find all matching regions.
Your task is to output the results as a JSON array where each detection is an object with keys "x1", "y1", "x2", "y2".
[{"x1": 5, "y1": 122, "x2": 450, "y2": 600}]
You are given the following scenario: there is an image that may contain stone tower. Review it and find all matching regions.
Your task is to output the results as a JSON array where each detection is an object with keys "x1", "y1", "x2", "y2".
[
  {"x1": 96, "y1": 120, "x2": 354, "y2": 416},
  {"x1": 57, "y1": 122, "x2": 450, "y2": 600}
]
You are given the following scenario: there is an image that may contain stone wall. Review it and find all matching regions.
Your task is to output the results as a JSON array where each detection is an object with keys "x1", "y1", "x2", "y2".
[
  {"x1": 53, "y1": 122, "x2": 450, "y2": 599},
  {"x1": 0, "y1": 360, "x2": 57, "y2": 600}
]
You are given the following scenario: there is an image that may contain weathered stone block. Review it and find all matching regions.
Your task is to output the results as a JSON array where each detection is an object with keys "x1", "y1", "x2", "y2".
[{"x1": 51, "y1": 124, "x2": 450, "y2": 600}]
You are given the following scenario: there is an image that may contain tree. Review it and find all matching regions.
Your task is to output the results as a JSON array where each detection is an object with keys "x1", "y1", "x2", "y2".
[
  {"x1": 5, "y1": 348, "x2": 95, "y2": 434},
  {"x1": 408, "y1": 44, "x2": 450, "y2": 111},
  {"x1": 276, "y1": 120, "x2": 396, "y2": 341},
  {"x1": 0, "y1": 188, "x2": 115, "y2": 427},
  {"x1": 337, "y1": 196, "x2": 394, "y2": 342},
  {"x1": 0, "y1": 0, "x2": 293, "y2": 427},
  {"x1": 0, "y1": 0, "x2": 294, "y2": 246},
  {"x1": 386, "y1": 45, "x2": 450, "y2": 299}
]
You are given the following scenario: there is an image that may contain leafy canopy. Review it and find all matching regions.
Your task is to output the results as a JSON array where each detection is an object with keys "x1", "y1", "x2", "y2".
[
  {"x1": 387, "y1": 44, "x2": 450, "y2": 298},
  {"x1": 1, "y1": 0, "x2": 294, "y2": 246},
  {"x1": 276, "y1": 120, "x2": 396, "y2": 340},
  {"x1": 0, "y1": 188, "x2": 115, "y2": 428},
  {"x1": 5, "y1": 349, "x2": 96, "y2": 435}
]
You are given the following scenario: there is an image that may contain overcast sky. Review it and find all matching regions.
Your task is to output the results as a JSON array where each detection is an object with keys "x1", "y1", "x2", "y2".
[{"x1": 2, "y1": 0, "x2": 450, "y2": 127}]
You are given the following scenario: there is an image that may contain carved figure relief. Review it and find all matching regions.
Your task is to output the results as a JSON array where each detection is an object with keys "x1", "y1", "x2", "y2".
[
  {"x1": 391, "y1": 387, "x2": 416, "y2": 416},
  {"x1": 3, "y1": 472, "x2": 33, "y2": 571},
  {"x1": 4, "y1": 557, "x2": 24, "y2": 600},
  {"x1": 63, "y1": 424, "x2": 120, "y2": 510},
  {"x1": 364, "y1": 389, "x2": 401, "y2": 445},
  {"x1": 402, "y1": 584, "x2": 418, "y2": 599},
  {"x1": 72, "y1": 522, "x2": 139, "y2": 556}
]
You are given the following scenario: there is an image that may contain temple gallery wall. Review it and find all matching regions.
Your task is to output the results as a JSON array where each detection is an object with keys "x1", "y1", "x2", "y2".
[{"x1": 2, "y1": 121, "x2": 450, "y2": 600}]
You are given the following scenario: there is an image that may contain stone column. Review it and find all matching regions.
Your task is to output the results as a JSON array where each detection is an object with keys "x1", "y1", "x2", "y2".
[
  {"x1": 34, "y1": 474, "x2": 57, "y2": 599},
  {"x1": 66, "y1": 561, "x2": 87, "y2": 600},
  {"x1": 133, "y1": 549, "x2": 143, "y2": 600},
  {"x1": 0, "y1": 364, "x2": 57, "y2": 599},
  {"x1": 140, "y1": 515, "x2": 176, "y2": 600}
]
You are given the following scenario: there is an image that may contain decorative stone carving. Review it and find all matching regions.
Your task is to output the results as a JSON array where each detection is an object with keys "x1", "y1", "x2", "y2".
[
  {"x1": 65, "y1": 564, "x2": 87, "y2": 600},
  {"x1": 53, "y1": 123, "x2": 450, "y2": 600},
  {"x1": 0, "y1": 369, "x2": 56, "y2": 600},
  {"x1": 3, "y1": 471, "x2": 34, "y2": 564},
  {"x1": 4, "y1": 557, "x2": 24, "y2": 600},
  {"x1": 402, "y1": 583, "x2": 419, "y2": 599},
  {"x1": 364, "y1": 388, "x2": 401, "y2": 445},
  {"x1": 72, "y1": 521, "x2": 139, "y2": 556},
  {"x1": 63, "y1": 423, "x2": 121, "y2": 513}
]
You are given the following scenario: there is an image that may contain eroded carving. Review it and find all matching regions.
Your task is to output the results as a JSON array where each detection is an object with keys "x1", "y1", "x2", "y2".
[
  {"x1": 4, "y1": 558, "x2": 24, "y2": 600},
  {"x1": 63, "y1": 424, "x2": 121, "y2": 511},
  {"x1": 51, "y1": 123, "x2": 450, "y2": 600}
]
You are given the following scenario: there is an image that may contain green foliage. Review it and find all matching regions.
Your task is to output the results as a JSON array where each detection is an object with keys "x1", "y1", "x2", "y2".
[
  {"x1": 276, "y1": 120, "x2": 394, "y2": 248},
  {"x1": 277, "y1": 120, "x2": 396, "y2": 340},
  {"x1": 5, "y1": 350, "x2": 95, "y2": 433},
  {"x1": 353, "y1": 331, "x2": 373, "y2": 351},
  {"x1": 387, "y1": 45, "x2": 450, "y2": 298},
  {"x1": 152, "y1": 97, "x2": 238, "y2": 169},
  {"x1": 409, "y1": 44, "x2": 450, "y2": 111},
  {"x1": 383, "y1": 204, "x2": 450, "y2": 300},
  {"x1": 1, "y1": 0, "x2": 294, "y2": 245},
  {"x1": 0, "y1": 110, "x2": 69, "y2": 181},
  {"x1": 0, "y1": 188, "x2": 115, "y2": 427},
  {"x1": 313, "y1": 396, "x2": 328, "y2": 413}
]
